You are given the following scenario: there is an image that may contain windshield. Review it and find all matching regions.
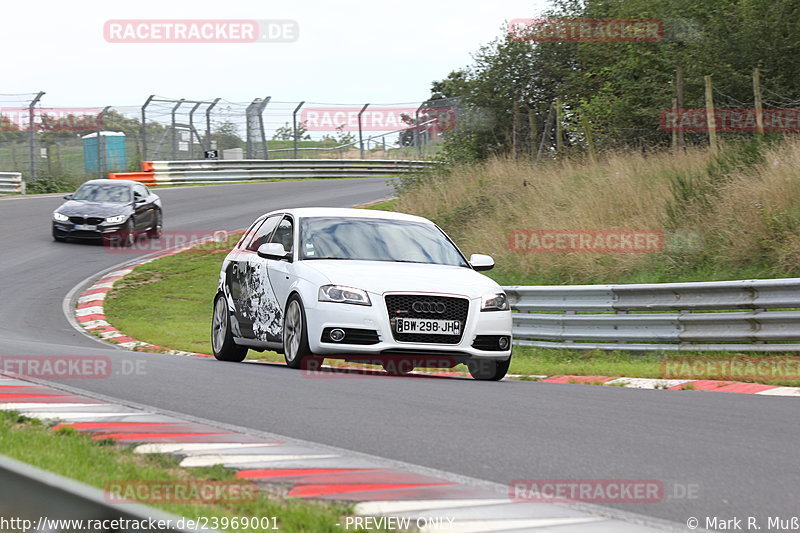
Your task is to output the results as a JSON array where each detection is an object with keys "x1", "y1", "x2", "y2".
[
  {"x1": 299, "y1": 217, "x2": 469, "y2": 267},
  {"x1": 72, "y1": 184, "x2": 131, "y2": 203}
]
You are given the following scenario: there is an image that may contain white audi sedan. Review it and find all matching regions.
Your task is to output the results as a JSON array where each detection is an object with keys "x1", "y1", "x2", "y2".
[{"x1": 212, "y1": 208, "x2": 512, "y2": 380}]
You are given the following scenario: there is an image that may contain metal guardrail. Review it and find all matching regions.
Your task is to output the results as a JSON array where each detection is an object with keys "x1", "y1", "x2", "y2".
[
  {"x1": 0, "y1": 172, "x2": 23, "y2": 195},
  {"x1": 0, "y1": 454, "x2": 214, "y2": 532},
  {"x1": 110, "y1": 159, "x2": 436, "y2": 186},
  {"x1": 504, "y1": 278, "x2": 800, "y2": 351}
]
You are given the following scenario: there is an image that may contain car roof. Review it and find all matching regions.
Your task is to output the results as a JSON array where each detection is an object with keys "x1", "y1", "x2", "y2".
[
  {"x1": 81, "y1": 179, "x2": 139, "y2": 187},
  {"x1": 263, "y1": 207, "x2": 433, "y2": 224}
]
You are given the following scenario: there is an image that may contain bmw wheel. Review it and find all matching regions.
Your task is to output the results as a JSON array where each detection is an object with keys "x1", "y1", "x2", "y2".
[
  {"x1": 467, "y1": 357, "x2": 511, "y2": 381},
  {"x1": 283, "y1": 295, "x2": 318, "y2": 370},
  {"x1": 212, "y1": 295, "x2": 248, "y2": 362},
  {"x1": 147, "y1": 209, "x2": 163, "y2": 238}
]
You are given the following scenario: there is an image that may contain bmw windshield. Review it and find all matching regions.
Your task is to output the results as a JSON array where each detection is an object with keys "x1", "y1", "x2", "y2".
[
  {"x1": 299, "y1": 217, "x2": 469, "y2": 267},
  {"x1": 72, "y1": 185, "x2": 131, "y2": 203}
]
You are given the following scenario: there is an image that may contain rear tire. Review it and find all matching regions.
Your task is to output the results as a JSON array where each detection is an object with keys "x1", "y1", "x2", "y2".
[
  {"x1": 212, "y1": 295, "x2": 248, "y2": 362},
  {"x1": 283, "y1": 295, "x2": 318, "y2": 370},
  {"x1": 467, "y1": 357, "x2": 511, "y2": 381}
]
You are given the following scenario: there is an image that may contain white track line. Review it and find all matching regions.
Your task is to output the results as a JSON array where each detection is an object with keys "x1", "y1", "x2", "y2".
[
  {"x1": 180, "y1": 454, "x2": 336, "y2": 467},
  {"x1": 135, "y1": 443, "x2": 275, "y2": 454}
]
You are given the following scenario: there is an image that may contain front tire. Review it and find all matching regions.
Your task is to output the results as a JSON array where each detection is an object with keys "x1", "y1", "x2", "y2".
[
  {"x1": 467, "y1": 357, "x2": 511, "y2": 381},
  {"x1": 283, "y1": 295, "x2": 318, "y2": 369},
  {"x1": 147, "y1": 209, "x2": 163, "y2": 238},
  {"x1": 212, "y1": 295, "x2": 248, "y2": 362}
]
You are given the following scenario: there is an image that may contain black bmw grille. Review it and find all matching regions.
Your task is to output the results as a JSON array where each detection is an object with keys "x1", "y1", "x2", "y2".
[
  {"x1": 385, "y1": 294, "x2": 469, "y2": 344},
  {"x1": 69, "y1": 216, "x2": 104, "y2": 225}
]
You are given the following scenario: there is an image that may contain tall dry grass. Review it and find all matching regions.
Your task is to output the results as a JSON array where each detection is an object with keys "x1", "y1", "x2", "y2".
[{"x1": 396, "y1": 139, "x2": 800, "y2": 284}]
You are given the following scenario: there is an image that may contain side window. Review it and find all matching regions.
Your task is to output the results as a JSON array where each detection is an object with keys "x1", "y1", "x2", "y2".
[
  {"x1": 245, "y1": 215, "x2": 282, "y2": 252},
  {"x1": 270, "y1": 216, "x2": 294, "y2": 254},
  {"x1": 133, "y1": 184, "x2": 147, "y2": 199}
]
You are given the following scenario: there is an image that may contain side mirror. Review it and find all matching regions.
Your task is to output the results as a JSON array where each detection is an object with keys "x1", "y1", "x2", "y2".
[
  {"x1": 63, "y1": 194, "x2": 73, "y2": 200},
  {"x1": 469, "y1": 253, "x2": 495, "y2": 271},
  {"x1": 257, "y1": 242, "x2": 290, "y2": 260}
]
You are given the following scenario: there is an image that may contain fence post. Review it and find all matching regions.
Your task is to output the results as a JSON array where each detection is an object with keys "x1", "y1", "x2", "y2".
[
  {"x1": 97, "y1": 106, "x2": 111, "y2": 177},
  {"x1": 528, "y1": 109, "x2": 538, "y2": 157},
  {"x1": 704, "y1": 75, "x2": 718, "y2": 151},
  {"x1": 205, "y1": 98, "x2": 220, "y2": 152},
  {"x1": 676, "y1": 65, "x2": 685, "y2": 150},
  {"x1": 170, "y1": 99, "x2": 185, "y2": 160},
  {"x1": 27, "y1": 92, "x2": 44, "y2": 180},
  {"x1": 358, "y1": 103, "x2": 369, "y2": 159},
  {"x1": 554, "y1": 98, "x2": 563, "y2": 154},
  {"x1": 671, "y1": 97, "x2": 678, "y2": 151},
  {"x1": 581, "y1": 114, "x2": 597, "y2": 164},
  {"x1": 292, "y1": 101, "x2": 305, "y2": 159},
  {"x1": 141, "y1": 95, "x2": 155, "y2": 162},
  {"x1": 753, "y1": 67, "x2": 764, "y2": 137}
]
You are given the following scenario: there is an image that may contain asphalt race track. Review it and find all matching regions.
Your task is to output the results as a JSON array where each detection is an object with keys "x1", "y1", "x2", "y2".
[{"x1": 1, "y1": 178, "x2": 797, "y2": 529}]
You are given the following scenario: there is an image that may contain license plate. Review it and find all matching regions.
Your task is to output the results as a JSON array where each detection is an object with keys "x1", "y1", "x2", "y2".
[
  {"x1": 395, "y1": 318, "x2": 461, "y2": 335},
  {"x1": 74, "y1": 224, "x2": 96, "y2": 231}
]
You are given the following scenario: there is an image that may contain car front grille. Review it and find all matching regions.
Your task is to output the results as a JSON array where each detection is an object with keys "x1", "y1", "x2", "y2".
[
  {"x1": 385, "y1": 294, "x2": 469, "y2": 344},
  {"x1": 68, "y1": 216, "x2": 104, "y2": 225}
]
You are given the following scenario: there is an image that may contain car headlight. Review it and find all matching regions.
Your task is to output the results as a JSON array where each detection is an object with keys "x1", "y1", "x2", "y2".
[
  {"x1": 53, "y1": 212, "x2": 69, "y2": 222},
  {"x1": 318, "y1": 285, "x2": 372, "y2": 306},
  {"x1": 105, "y1": 215, "x2": 127, "y2": 224},
  {"x1": 481, "y1": 292, "x2": 509, "y2": 311}
]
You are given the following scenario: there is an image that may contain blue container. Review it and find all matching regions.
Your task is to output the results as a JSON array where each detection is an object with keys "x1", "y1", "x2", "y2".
[{"x1": 83, "y1": 132, "x2": 127, "y2": 174}]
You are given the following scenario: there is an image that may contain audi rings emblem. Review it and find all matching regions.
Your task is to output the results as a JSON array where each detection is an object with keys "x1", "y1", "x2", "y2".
[{"x1": 412, "y1": 301, "x2": 446, "y2": 313}]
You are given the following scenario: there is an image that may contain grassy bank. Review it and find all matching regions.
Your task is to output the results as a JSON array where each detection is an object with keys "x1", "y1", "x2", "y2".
[
  {"x1": 395, "y1": 139, "x2": 800, "y2": 286},
  {"x1": 0, "y1": 411, "x2": 383, "y2": 532}
]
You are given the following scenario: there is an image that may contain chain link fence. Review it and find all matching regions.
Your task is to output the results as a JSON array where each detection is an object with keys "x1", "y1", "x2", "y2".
[{"x1": 0, "y1": 93, "x2": 464, "y2": 191}]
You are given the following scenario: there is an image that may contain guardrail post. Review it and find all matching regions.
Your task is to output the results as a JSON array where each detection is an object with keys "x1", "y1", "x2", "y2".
[{"x1": 358, "y1": 103, "x2": 370, "y2": 159}]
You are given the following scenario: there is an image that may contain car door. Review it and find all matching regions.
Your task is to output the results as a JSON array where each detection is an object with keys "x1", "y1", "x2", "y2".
[
  {"x1": 228, "y1": 214, "x2": 282, "y2": 340},
  {"x1": 265, "y1": 216, "x2": 296, "y2": 317},
  {"x1": 132, "y1": 184, "x2": 152, "y2": 230}
]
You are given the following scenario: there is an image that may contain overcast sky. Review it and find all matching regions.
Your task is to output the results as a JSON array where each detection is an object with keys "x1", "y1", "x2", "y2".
[{"x1": 3, "y1": 0, "x2": 551, "y2": 107}]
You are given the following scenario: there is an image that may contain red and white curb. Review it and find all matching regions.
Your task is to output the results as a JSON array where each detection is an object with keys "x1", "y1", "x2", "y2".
[
  {"x1": 539, "y1": 375, "x2": 800, "y2": 397},
  {"x1": 73, "y1": 246, "x2": 800, "y2": 396},
  {"x1": 0, "y1": 374, "x2": 670, "y2": 532}
]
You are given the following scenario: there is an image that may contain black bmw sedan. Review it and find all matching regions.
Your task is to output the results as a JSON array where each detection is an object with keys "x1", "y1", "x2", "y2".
[{"x1": 52, "y1": 179, "x2": 162, "y2": 246}]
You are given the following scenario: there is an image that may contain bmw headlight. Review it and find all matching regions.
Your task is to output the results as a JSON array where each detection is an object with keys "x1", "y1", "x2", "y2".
[
  {"x1": 53, "y1": 212, "x2": 69, "y2": 222},
  {"x1": 105, "y1": 215, "x2": 127, "y2": 224},
  {"x1": 481, "y1": 292, "x2": 509, "y2": 311},
  {"x1": 318, "y1": 285, "x2": 372, "y2": 306}
]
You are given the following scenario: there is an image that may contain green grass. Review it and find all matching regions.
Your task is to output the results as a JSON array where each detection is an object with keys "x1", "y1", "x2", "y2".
[
  {"x1": 102, "y1": 235, "x2": 800, "y2": 386},
  {"x1": 0, "y1": 411, "x2": 387, "y2": 532}
]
